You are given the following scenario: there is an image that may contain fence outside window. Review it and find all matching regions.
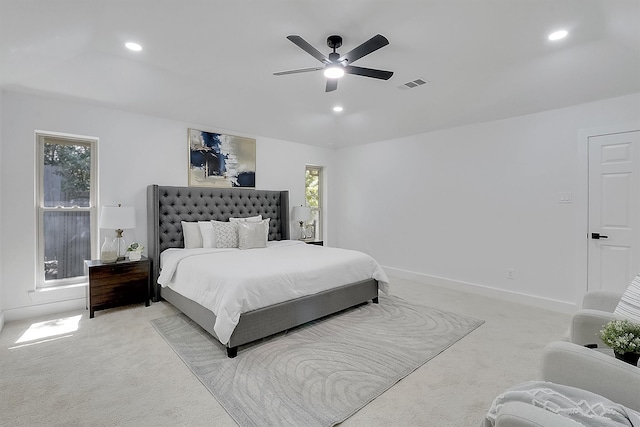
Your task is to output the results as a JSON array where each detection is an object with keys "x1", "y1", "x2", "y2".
[{"x1": 37, "y1": 133, "x2": 97, "y2": 288}]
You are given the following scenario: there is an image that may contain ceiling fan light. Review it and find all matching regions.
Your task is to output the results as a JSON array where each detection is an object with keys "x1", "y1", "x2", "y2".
[
  {"x1": 324, "y1": 66, "x2": 345, "y2": 79},
  {"x1": 125, "y1": 42, "x2": 142, "y2": 51},
  {"x1": 548, "y1": 30, "x2": 568, "y2": 41}
]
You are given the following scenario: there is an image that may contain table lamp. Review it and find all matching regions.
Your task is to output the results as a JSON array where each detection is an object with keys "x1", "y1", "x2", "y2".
[{"x1": 99, "y1": 204, "x2": 136, "y2": 261}]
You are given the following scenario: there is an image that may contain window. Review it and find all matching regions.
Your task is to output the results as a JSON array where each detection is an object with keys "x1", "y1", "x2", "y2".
[
  {"x1": 36, "y1": 133, "x2": 97, "y2": 288},
  {"x1": 305, "y1": 165, "x2": 323, "y2": 240}
]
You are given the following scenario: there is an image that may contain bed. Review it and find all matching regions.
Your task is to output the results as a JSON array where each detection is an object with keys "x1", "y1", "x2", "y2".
[{"x1": 147, "y1": 184, "x2": 387, "y2": 358}]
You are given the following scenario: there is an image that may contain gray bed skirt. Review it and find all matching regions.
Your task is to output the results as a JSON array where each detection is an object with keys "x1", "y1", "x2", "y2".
[{"x1": 161, "y1": 278, "x2": 379, "y2": 357}]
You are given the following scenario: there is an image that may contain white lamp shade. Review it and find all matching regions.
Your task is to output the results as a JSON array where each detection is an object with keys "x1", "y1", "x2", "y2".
[
  {"x1": 99, "y1": 206, "x2": 136, "y2": 229},
  {"x1": 292, "y1": 205, "x2": 311, "y2": 222}
]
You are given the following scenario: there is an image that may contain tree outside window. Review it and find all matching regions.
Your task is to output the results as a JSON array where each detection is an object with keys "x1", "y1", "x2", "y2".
[
  {"x1": 38, "y1": 134, "x2": 97, "y2": 287},
  {"x1": 305, "y1": 166, "x2": 322, "y2": 240}
]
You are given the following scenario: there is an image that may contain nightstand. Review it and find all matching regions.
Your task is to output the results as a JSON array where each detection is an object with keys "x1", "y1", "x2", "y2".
[
  {"x1": 85, "y1": 257, "x2": 150, "y2": 318},
  {"x1": 302, "y1": 239, "x2": 324, "y2": 246}
]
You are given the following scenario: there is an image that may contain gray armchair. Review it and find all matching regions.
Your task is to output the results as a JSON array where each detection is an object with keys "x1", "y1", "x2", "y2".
[
  {"x1": 483, "y1": 341, "x2": 640, "y2": 427},
  {"x1": 568, "y1": 290, "x2": 623, "y2": 347}
]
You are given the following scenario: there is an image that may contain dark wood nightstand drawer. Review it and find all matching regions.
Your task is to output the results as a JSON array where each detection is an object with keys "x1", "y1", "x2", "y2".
[{"x1": 85, "y1": 257, "x2": 150, "y2": 318}]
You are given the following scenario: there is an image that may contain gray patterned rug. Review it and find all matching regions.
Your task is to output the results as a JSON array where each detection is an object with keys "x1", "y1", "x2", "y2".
[{"x1": 151, "y1": 294, "x2": 484, "y2": 427}]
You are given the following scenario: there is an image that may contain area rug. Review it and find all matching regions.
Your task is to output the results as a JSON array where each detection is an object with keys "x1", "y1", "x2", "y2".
[{"x1": 150, "y1": 294, "x2": 484, "y2": 427}]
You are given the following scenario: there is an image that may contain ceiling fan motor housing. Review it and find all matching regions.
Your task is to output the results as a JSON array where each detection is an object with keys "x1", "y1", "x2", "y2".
[
  {"x1": 327, "y1": 35, "x2": 343, "y2": 50},
  {"x1": 328, "y1": 52, "x2": 340, "y2": 62}
]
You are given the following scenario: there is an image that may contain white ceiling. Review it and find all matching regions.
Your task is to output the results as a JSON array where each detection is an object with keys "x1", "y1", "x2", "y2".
[{"x1": 1, "y1": 0, "x2": 639, "y2": 147}]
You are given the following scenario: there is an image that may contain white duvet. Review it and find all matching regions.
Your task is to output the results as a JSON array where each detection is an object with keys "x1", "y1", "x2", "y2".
[{"x1": 158, "y1": 240, "x2": 389, "y2": 345}]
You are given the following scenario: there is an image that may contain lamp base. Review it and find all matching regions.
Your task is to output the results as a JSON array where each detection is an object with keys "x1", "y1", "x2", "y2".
[
  {"x1": 298, "y1": 221, "x2": 305, "y2": 240},
  {"x1": 114, "y1": 229, "x2": 127, "y2": 260}
]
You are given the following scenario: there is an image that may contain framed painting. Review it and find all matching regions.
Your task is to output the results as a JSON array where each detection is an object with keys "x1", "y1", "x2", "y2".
[{"x1": 188, "y1": 129, "x2": 256, "y2": 188}]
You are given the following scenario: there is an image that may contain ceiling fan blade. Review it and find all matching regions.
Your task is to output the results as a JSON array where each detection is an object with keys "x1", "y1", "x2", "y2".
[
  {"x1": 287, "y1": 35, "x2": 329, "y2": 64},
  {"x1": 338, "y1": 34, "x2": 389, "y2": 64},
  {"x1": 344, "y1": 65, "x2": 393, "y2": 80},
  {"x1": 273, "y1": 66, "x2": 325, "y2": 76},
  {"x1": 325, "y1": 79, "x2": 338, "y2": 92}
]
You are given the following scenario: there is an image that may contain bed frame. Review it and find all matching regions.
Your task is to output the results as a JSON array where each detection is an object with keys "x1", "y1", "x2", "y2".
[{"x1": 147, "y1": 185, "x2": 378, "y2": 357}]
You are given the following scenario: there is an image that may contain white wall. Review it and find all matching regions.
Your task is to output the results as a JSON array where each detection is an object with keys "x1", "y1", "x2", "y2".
[
  {"x1": 334, "y1": 93, "x2": 640, "y2": 310},
  {"x1": 0, "y1": 90, "x2": 4, "y2": 332},
  {"x1": 3, "y1": 90, "x2": 639, "y2": 321},
  {"x1": 0, "y1": 91, "x2": 334, "y2": 321}
]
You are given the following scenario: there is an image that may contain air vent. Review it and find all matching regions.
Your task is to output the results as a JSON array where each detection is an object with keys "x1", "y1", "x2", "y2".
[{"x1": 397, "y1": 78, "x2": 428, "y2": 90}]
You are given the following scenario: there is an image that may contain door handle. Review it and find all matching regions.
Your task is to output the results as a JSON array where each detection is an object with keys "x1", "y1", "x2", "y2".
[{"x1": 591, "y1": 233, "x2": 609, "y2": 239}]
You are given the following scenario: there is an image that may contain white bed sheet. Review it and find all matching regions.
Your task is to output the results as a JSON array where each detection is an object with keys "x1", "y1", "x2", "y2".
[{"x1": 158, "y1": 240, "x2": 389, "y2": 345}]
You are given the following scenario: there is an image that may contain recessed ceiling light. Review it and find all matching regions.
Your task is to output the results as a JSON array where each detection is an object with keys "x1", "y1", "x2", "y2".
[
  {"x1": 548, "y1": 30, "x2": 568, "y2": 41},
  {"x1": 333, "y1": 106, "x2": 343, "y2": 113},
  {"x1": 125, "y1": 42, "x2": 142, "y2": 52}
]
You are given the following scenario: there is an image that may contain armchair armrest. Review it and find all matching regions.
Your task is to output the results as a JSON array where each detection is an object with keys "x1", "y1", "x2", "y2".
[
  {"x1": 541, "y1": 341, "x2": 640, "y2": 411},
  {"x1": 581, "y1": 290, "x2": 622, "y2": 311},
  {"x1": 569, "y1": 309, "x2": 618, "y2": 346}
]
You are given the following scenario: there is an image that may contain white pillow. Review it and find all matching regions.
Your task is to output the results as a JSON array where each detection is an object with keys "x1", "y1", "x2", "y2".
[
  {"x1": 181, "y1": 221, "x2": 202, "y2": 249},
  {"x1": 229, "y1": 215, "x2": 262, "y2": 223},
  {"x1": 238, "y1": 222, "x2": 268, "y2": 249},
  {"x1": 212, "y1": 221, "x2": 239, "y2": 248},
  {"x1": 198, "y1": 221, "x2": 216, "y2": 248},
  {"x1": 614, "y1": 275, "x2": 640, "y2": 323},
  {"x1": 262, "y1": 218, "x2": 271, "y2": 240}
]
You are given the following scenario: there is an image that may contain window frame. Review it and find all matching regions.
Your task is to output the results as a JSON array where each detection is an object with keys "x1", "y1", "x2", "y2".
[
  {"x1": 36, "y1": 131, "x2": 98, "y2": 289},
  {"x1": 305, "y1": 165, "x2": 323, "y2": 241}
]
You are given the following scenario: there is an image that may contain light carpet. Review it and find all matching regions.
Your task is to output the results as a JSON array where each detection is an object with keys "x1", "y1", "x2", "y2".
[{"x1": 150, "y1": 294, "x2": 484, "y2": 427}]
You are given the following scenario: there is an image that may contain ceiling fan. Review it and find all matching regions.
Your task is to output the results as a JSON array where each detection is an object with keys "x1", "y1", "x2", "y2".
[{"x1": 274, "y1": 34, "x2": 394, "y2": 92}]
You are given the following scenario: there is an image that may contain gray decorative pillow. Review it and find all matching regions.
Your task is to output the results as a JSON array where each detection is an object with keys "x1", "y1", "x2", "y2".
[
  {"x1": 614, "y1": 275, "x2": 640, "y2": 323},
  {"x1": 212, "y1": 221, "x2": 239, "y2": 248},
  {"x1": 238, "y1": 222, "x2": 267, "y2": 250},
  {"x1": 181, "y1": 221, "x2": 203, "y2": 249}
]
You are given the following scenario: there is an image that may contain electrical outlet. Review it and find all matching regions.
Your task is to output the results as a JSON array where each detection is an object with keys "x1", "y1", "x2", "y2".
[
  {"x1": 507, "y1": 268, "x2": 515, "y2": 279},
  {"x1": 558, "y1": 192, "x2": 572, "y2": 204}
]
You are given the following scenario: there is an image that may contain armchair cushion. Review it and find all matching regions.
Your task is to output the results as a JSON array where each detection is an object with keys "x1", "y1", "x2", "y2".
[
  {"x1": 567, "y1": 291, "x2": 624, "y2": 347},
  {"x1": 481, "y1": 342, "x2": 640, "y2": 427},
  {"x1": 582, "y1": 290, "x2": 624, "y2": 312},
  {"x1": 613, "y1": 275, "x2": 640, "y2": 323},
  {"x1": 541, "y1": 342, "x2": 640, "y2": 411},
  {"x1": 569, "y1": 309, "x2": 618, "y2": 347}
]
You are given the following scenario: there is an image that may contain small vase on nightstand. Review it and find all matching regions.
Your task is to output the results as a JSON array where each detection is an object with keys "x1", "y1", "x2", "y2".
[
  {"x1": 128, "y1": 251, "x2": 142, "y2": 261},
  {"x1": 100, "y1": 237, "x2": 117, "y2": 263}
]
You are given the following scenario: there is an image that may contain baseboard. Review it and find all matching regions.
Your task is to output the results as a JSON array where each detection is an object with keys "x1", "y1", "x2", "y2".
[
  {"x1": 383, "y1": 266, "x2": 577, "y2": 314},
  {"x1": 3, "y1": 298, "x2": 86, "y2": 322}
]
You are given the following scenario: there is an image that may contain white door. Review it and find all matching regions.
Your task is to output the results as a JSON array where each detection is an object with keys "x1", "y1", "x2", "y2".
[{"x1": 588, "y1": 130, "x2": 640, "y2": 293}]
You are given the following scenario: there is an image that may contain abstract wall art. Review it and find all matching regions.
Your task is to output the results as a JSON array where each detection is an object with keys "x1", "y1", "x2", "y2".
[{"x1": 188, "y1": 129, "x2": 256, "y2": 188}]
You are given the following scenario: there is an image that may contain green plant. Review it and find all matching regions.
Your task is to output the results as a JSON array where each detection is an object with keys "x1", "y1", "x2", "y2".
[
  {"x1": 126, "y1": 242, "x2": 144, "y2": 252},
  {"x1": 599, "y1": 319, "x2": 640, "y2": 354}
]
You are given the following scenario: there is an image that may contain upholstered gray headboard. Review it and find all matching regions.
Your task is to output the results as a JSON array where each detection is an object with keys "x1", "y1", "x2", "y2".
[{"x1": 147, "y1": 185, "x2": 290, "y2": 300}]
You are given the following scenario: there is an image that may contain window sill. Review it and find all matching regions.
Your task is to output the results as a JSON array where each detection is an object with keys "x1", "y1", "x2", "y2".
[{"x1": 31, "y1": 282, "x2": 88, "y2": 294}]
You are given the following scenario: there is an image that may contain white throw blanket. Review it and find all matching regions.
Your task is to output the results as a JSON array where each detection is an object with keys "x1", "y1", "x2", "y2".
[
  {"x1": 483, "y1": 381, "x2": 640, "y2": 427},
  {"x1": 158, "y1": 240, "x2": 390, "y2": 345}
]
